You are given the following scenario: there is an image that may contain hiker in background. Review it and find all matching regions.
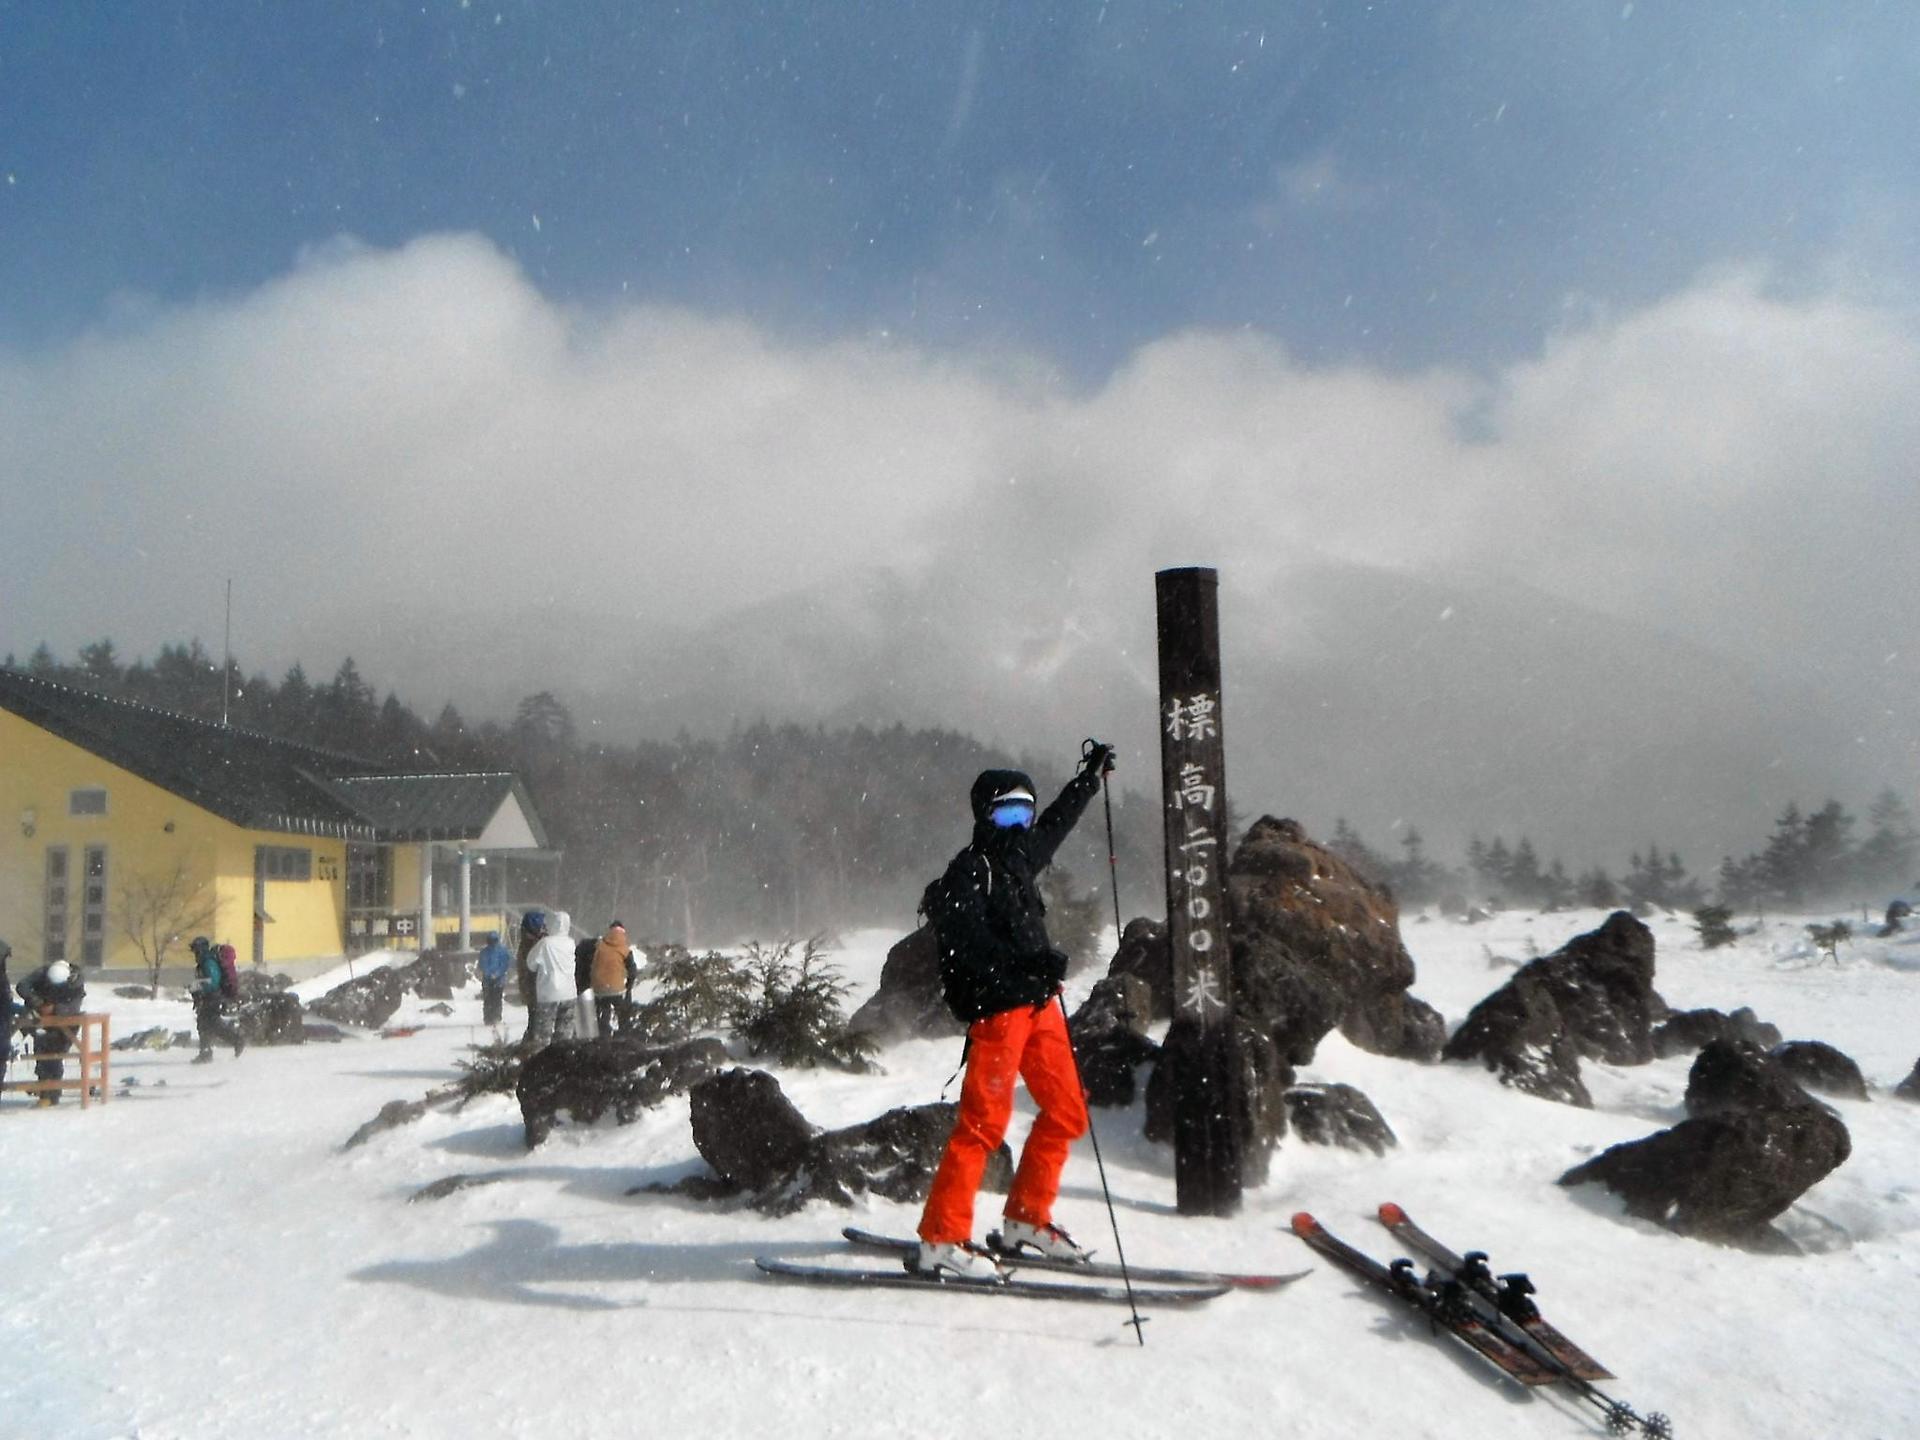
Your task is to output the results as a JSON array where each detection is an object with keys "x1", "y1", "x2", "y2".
[
  {"x1": 188, "y1": 937, "x2": 245, "y2": 1063},
  {"x1": 516, "y1": 910, "x2": 548, "y2": 1045},
  {"x1": 0, "y1": 937, "x2": 13, "y2": 1061},
  {"x1": 589, "y1": 921, "x2": 636, "y2": 1037},
  {"x1": 16, "y1": 958, "x2": 87, "y2": 1107},
  {"x1": 476, "y1": 931, "x2": 512, "y2": 1026},
  {"x1": 522, "y1": 910, "x2": 578, "y2": 1048}
]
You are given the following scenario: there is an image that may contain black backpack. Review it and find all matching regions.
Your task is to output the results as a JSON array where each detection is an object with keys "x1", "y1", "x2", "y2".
[{"x1": 920, "y1": 847, "x2": 992, "y2": 1022}]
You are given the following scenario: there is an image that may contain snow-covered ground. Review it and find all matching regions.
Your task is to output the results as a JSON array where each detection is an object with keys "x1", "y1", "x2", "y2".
[{"x1": 5, "y1": 910, "x2": 1917, "y2": 1440}]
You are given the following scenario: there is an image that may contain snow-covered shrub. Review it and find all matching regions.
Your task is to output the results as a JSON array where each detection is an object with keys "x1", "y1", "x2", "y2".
[
  {"x1": 728, "y1": 938, "x2": 876, "y2": 1073},
  {"x1": 631, "y1": 945, "x2": 754, "y2": 1041}
]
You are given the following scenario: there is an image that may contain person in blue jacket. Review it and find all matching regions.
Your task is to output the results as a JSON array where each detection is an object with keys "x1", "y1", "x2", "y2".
[{"x1": 476, "y1": 931, "x2": 512, "y2": 1026}]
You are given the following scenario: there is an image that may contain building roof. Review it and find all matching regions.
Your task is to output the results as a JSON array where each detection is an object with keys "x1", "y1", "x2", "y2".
[
  {"x1": 315, "y1": 773, "x2": 549, "y2": 847},
  {"x1": 0, "y1": 669, "x2": 545, "y2": 847}
]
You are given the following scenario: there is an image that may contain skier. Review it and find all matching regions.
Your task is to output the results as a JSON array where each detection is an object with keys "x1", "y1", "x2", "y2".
[
  {"x1": 588, "y1": 921, "x2": 636, "y2": 1037},
  {"x1": 476, "y1": 931, "x2": 512, "y2": 1026},
  {"x1": 914, "y1": 742, "x2": 1114, "y2": 1279},
  {"x1": 187, "y1": 936, "x2": 245, "y2": 1063},
  {"x1": 522, "y1": 910, "x2": 579, "y2": 1048},
  {"x1": 16, "y1": 958, "x2": 87, "y2": 1107}
]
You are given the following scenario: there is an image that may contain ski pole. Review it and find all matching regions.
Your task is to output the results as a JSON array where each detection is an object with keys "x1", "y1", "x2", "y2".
[
  {"x1": 1094, "y1": 746, "x2": 1124, "y2": 947},
  {"x1": 1056, "y1": 990, "x2": 1146, "y2": 1344}
]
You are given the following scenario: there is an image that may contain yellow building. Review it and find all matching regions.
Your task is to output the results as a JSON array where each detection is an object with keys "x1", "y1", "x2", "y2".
[{"x1": 0, "y1": 670, "x2": 550, "y2": 979}]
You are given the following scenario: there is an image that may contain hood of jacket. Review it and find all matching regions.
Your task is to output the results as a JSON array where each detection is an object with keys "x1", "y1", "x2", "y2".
[{"x1": 969, "y1": 768, "x2": 1038, "y2": 851}]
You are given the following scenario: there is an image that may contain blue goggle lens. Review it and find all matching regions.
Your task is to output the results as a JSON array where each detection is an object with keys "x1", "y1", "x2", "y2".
[{"x1": 989, "y1": 800, "x2": 1036, "y2": 829}]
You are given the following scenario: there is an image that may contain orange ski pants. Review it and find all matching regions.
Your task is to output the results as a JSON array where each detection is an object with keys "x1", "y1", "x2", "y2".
[{"x1": 918, "y1": 997, "x2": 1089, "y2": 1244}]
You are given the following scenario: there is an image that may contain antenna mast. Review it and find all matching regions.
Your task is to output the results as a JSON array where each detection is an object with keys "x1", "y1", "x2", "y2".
[{"x1": 221, "y1": 577, "x2": 233, "y2": 727}]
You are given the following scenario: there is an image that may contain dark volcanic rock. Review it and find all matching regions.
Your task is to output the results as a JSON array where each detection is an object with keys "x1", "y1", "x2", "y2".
[
  {"x1": 409, "y1": 1173, "x2": 504, "y2": 1203},
  {"x1": 1224, "y1": 817, "x2": 1443, "y2": 1063},
  {"x1": 679, "y1": 1068, "x2": 1012, "y2": 1215},
  {"x1": 1067, "y1": 975, "x2": 1161, "y2": 1107},
  {"x1": 1559, "y1": 1101, "x2": 1851, "y2": 1245},
  {"x1": 1895, "y1": 1059, "x2": 1920, "y2": 1102},
  {"x1": 234, "y1": 991, "x2": 306, "y2": 1046},
  {"x1": 770, "y1": 1101, "x2": 1012, "y2": 1216},
  {"x1": 1283, "y1": 1082, "x2": 1397, "y2": 1156},
  {"x1": 1443, "y1": 969, "x2": 1593, "y2": 1107},
  {"x1": 1685, "y1": 1040, "x2": 1812, "y2": 1119},
  {"x1": 1653, "y1": 1006, "x2": 1783, "y2": 1059},
  {"x1": 308, "y1": 967, "x2": 407, "y2": 1029},
  {"x1": 1444, "y1": 911, "x2": 1665, "y2": 1107},
  {"x1": 398, "y1": 950, "x2": 469, "y2": 1000},
  {"x1": 1770, "y1": 1040, "x2": 1870, "y2": 1101},
  {"x1": 844, "y1": 926, "x2": 966, "y2": 1045},
  {"x1": 344, "y1": 1098, "x2": 430, "y2": 1150},
  {"x1": 1144, "y1": 1017, "x2": 1291, "y2": 1186},
  {"x1": 518, "y1": 1037, "x2": 727, "y2": 1148},
  {"x1": 1107, "y1": 918, "x2": 1173, "y2": 1021},
  {"x1": 687, "y1": 1067, "x2": 817, "y2": 1188}
]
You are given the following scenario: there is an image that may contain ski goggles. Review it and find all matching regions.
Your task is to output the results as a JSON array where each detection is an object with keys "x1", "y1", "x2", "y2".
[{"x1": 988, "y1": 796, "x2": 1036, "y2": 829}]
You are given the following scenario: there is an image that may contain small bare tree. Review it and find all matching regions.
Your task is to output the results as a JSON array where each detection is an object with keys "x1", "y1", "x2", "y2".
[{"x1": 118, "y1": 861, "x2": 220, "y2": 998}]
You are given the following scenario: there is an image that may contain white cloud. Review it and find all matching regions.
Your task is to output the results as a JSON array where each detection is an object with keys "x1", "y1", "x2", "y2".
[{"x1": 3, "y1": 234, "x2": 1914, "y2": 706}]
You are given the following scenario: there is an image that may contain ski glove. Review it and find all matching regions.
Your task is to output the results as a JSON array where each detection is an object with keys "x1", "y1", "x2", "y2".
[
  {"x1": 1079, "y1": 741, "x2": 1116, "y2": 778},
  {"x1": 1042, "y1": 948, "x2": 1069, "y2": 986}
]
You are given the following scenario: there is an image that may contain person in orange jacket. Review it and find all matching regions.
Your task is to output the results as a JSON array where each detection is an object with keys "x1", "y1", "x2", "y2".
[
  {"x1": 588, "y1": 921, "x2": 636, "y2": 1037},
  {"x1": 913, "y1": 742, "x2": 1114, "y2": 1279}
]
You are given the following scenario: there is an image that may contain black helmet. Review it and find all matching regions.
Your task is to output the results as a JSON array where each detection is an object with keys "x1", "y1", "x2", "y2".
[{"x1": 190, "y1": 936, "x2": 212, "y2": 955}]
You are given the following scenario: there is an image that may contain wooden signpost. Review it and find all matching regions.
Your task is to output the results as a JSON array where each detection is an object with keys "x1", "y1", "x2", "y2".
[{"x1": 1155, "y1": 566, "x2": 1243, "y2": 1216}]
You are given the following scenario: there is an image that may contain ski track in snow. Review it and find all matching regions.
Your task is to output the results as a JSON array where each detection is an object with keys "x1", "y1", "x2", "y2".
[{"x1": 3, "y1": 911, "x2": 1917, "y2": 1439}]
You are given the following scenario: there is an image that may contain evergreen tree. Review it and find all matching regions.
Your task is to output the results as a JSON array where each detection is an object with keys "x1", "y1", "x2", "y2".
[
  {"x1": 78, "y1": 637, "x2": 122, "y2": 691},
  {"x1": 1856, "y1": 788, "x2": 1920, "y2": 894},
  {"x1": 1800, "y1": 800, "x2": 1856, "y2": 900},
  {"x1": 1693, "y1": 904, "x2": 1737, "y2": 950},
  {"x1": 1576, "y1": 867, "x2": 1618, "y2": 908}
]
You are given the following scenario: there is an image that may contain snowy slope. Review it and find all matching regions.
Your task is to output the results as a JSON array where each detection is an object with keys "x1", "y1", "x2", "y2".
[{"x1": 3, "y1": 911, "x2": 1916, "y2": 1440}]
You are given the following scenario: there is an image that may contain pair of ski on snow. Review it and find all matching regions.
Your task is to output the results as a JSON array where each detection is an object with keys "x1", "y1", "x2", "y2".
[
  {"x1": 756, "y1": 1225, "x2": 1305, "y2": 1305},
  {"x1": 1293, "y1": 1205, "x2": 1672, "y2": 1439}
]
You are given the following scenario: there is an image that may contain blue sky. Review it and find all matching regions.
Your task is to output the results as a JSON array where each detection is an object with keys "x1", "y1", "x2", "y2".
[
  {"x1": 6, "y1": 3, "x2": 1915, "y2": 372},
  {"x1": 5, "y1": 3, "x2": 1920, "y2": 857}
]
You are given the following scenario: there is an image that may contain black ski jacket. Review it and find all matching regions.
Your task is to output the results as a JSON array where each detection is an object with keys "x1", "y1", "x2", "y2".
[
  {"x1": 933, "y1": 765, "x2": 1101, "y2": 1022},
  {"x1": 16, "y1": 966, "x2": 85, "y2": 1018}
]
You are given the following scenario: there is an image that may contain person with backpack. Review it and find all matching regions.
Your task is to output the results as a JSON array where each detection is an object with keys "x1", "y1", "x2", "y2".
[
  {"x1": 188, "y1": 936, "x2": 245, "y2": 1063},
  {"x1": 16, "y1": 958, "x2": 87, "y2": 1106},
  {"x1": 476, "y1": 931, "x2": 512, "y2": 1026},
  {"x1": 913, "y1": 741, "x2": 1115, "y2": 1280}
]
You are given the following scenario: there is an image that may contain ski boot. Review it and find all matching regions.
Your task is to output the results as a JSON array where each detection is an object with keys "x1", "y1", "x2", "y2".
[{"x1": 996, "y1": 1218, "x2": 1091, "y2": 1263}]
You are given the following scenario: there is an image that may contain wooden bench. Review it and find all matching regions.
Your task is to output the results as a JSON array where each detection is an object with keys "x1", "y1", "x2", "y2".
[{"x1": 4, "y1": 1012, "x2": 111, "y2": 1108}]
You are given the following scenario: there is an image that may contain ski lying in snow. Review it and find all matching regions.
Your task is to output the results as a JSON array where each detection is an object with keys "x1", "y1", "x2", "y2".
[
  {"x1": 1372, "y1": 1203, "x2": 1672, "y2": 1438},
  {"x1": 753, "y1": 1256, "x2": 1228, "y2": 1305},
  {"x1": 1290, "y1": 1212, "x2": 1560, "y2": 1387},
  {"x1": 1375, "y1": 1202, "x2": 1612, "y2": 1380},
  {"x1": 840, "y1": 1226, "x2": 1309, "y2": 1291}
]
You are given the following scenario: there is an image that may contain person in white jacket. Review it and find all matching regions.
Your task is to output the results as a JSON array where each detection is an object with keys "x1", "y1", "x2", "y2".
[{"x1": 522, "y1": 909, "x2": 579, "y2": 1048}]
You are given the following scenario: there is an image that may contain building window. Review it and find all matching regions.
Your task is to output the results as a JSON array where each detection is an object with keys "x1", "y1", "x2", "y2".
[
  {"x1": 257, "y1": 846, "x2": 313, "y2": 882},
  {"x1": 346, "y1": 844, "x2": 391, "y2": 910},
  {"x1": 68, "y1": 788, "x2": 107, "y2": 817},
  {"x1": 81, "y1": 845, "x2": 107, "y2": 966},
  {"x1": 44, "y1": 847, "x2": 69, "y2": 963}
]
